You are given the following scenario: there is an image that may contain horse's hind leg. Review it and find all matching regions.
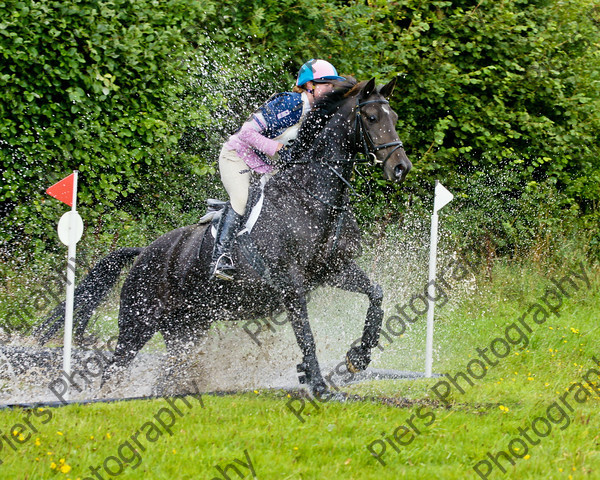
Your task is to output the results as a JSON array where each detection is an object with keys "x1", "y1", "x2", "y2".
[
  {"x1": 102, "y1": 305, "x2": 159, "y2": 385},
  {"x1": 328, "y1": 261, "x2": 384, "y2": 373}
]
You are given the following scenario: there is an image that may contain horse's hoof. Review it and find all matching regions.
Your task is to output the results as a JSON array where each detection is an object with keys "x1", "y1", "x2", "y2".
[
  {"x1": 346, "y1": 346, "x2": 371, "y2": 373},
  {"x1": 311, "y1": 381, "x2": 329, "y2": 398}
]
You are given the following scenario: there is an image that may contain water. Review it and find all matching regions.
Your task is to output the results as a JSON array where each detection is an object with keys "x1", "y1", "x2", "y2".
[
  {"x1": 0, "y1": 214, "x2": 474, "y2": 406},
  {"x1": 0, "y1": 49, "x2": 488, "y2": 404}
]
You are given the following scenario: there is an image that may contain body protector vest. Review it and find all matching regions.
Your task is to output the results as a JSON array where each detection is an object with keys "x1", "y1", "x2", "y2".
[
  {"x1": 253, "y1": 92, "x2": 304, "y2": 138},
  {"x1": 249, "y1": 92, "x2": 309, "y2": 166}
]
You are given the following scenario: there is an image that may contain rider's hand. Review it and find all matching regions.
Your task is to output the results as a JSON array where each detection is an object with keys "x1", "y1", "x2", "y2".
[{"x1": 277, "y1": 144, "x2": 294, "y2": 166}]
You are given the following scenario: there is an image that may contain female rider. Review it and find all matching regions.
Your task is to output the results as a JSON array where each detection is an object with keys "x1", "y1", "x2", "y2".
[{"x1": 211, "y1": 59, "x2": 345, "y2": 280}]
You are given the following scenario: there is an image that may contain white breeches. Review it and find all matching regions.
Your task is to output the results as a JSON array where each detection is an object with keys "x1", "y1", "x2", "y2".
[{"x1": 219, "y1": 146, "x2": 251, "y2": 215}]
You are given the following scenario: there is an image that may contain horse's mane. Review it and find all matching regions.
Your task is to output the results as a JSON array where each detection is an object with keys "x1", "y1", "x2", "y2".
[{"x1": 289, "y1": 77, "x2": 366, "y2": 162}]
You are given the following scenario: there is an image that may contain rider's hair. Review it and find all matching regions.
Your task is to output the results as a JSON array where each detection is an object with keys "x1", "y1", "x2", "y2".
[{"x1": 292, "y1": 84, "x2": 308, "y2": 94}]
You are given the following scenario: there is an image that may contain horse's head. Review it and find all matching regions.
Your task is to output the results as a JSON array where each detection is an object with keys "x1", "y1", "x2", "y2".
[{"x1": 353, "y1": 78, "x2": 412, "y2": 183}]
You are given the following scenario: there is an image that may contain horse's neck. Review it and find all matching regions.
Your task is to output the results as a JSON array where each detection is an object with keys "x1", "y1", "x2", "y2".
[
  {"x1": 299, "y1": 162, "x2": 350, "y2": 202},
  {"x1": 304, "y1": 121, "x2": 355, "y2": 199},
  {"x1": 274, "y1": 100, "x2": 357, "y2": 209}
]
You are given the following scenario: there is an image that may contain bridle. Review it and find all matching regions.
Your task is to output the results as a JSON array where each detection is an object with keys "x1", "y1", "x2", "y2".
[
  {"x1": 288, "y1": 93, "x2": 405, "y2": 210},
  {"x1": 354, "y1": 97, "x2": 404, "y2": 166}
]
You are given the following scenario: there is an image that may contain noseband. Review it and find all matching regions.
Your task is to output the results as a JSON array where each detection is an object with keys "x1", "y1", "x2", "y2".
[{"x1": 354, "y1": 98, "x2": 404, "y2": 166}]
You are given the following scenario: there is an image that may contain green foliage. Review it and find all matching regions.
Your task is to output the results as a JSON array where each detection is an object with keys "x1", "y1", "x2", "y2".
[
  {"x1": 196, "y1": 0, "x2": 600, "y2": 258},
  {"x1": 442, "y1": 168, "x2": 583, "y2": 262},
  {"x1": 1, "y1": 0, "x2": 598, "y2": 262},
  {"x1": 0, "y1": 0, "x2": 217, "y2": 255},
  {"x1": 337, "y1": 2, "x2": 598, "y2": 213}
]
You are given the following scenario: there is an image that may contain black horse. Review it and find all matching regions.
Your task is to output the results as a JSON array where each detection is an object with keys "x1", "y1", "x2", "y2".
[{"x1": 36, "y1": 77, "x2": 411, "y2": 396}]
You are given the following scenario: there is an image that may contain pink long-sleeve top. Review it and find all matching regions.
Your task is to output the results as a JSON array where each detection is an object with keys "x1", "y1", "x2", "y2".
[{"x1": 224, "y1": 117, "x2": 281, "y2": 174}]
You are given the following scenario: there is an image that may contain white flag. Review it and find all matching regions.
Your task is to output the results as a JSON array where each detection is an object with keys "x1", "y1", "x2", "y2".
[{"x1": 434, "y1": 181, "x2": 453, "y2": 213}]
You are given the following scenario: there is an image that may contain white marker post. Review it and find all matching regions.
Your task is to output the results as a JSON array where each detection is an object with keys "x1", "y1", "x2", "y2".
[
  {"x1": 425, "y1": 180, "x2": 453, "y2": 377},
  {"x1": 48, "y1": 171, "x2": 83, "y2": 400}
]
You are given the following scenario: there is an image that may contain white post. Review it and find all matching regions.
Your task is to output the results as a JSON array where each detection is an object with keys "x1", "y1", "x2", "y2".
[
  {"x1": 62, "y1": 171, "x2": 78, "y2": 398},
  {"x1": 425, "y1": 205, "x2": 439, "y2": 377},
  {"x1": 425, "y1": 180, "x2": 453, "y2": 377}
]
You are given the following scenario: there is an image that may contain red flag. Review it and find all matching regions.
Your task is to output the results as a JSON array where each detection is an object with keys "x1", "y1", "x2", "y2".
[{"x1": 46, "y1": 173, "x2": 75, "y2": 207}]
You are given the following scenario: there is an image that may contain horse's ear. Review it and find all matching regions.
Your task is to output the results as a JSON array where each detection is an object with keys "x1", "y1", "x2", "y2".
[
  {"x1": 361, "y1": 78, "x2": 376, "y2": 98},
  {"x1": 379, "y1": 77, "x2": 397, "y2": 98}
]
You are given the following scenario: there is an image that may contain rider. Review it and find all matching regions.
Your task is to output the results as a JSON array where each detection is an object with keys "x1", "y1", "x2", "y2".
[{"x1": 210, "y1": 59, "x2": 345, "y2": 281}]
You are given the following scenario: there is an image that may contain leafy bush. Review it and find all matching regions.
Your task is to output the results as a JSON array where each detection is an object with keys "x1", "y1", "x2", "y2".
[
  {"x1": 279, "y1": 0, "x2": 600, "y2": 258},
  {"x1": 1, "y1": 0, "x2": 598, "y2": 263},
  {"x1": 0, "y1": 0, "x2": 218, "y2": 255}
]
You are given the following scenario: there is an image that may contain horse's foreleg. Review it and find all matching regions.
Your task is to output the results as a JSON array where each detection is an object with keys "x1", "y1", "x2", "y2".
[
  {"x1": 328, "y1": 261, "x2": 383, "y2": 373},
  {"x1": 282, "y1": 284, "x2": 328, "y2": 396}
]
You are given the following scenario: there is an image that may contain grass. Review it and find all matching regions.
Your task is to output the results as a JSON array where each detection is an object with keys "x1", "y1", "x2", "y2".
[{"x1": 0, "y1": 257, "x2": 599, "y2": 479}]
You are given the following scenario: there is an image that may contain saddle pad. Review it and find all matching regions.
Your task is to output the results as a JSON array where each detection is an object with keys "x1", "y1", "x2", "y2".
[{"x1": 209, "y1": 175, "x2": 269, "y2": 238}]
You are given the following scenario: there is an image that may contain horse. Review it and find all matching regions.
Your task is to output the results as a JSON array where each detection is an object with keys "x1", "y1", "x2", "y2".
[{"x1": 35, "y1": 76, "x2": 412, "y2": 396}]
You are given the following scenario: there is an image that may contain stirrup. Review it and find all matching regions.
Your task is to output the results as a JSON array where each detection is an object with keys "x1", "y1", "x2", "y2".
[{"x1": 211, "y1": 253, "x2": 235, "y2": 281}]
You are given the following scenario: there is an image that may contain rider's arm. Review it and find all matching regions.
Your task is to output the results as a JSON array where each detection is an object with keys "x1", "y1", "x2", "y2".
[{"x1": 236, "y1": 115, "x2": 283, "y2": 156}]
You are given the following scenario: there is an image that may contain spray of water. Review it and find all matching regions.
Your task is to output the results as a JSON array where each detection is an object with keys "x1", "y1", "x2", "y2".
[{"x1": 1, "y1": 50, "x2": 532, "y2": 403}]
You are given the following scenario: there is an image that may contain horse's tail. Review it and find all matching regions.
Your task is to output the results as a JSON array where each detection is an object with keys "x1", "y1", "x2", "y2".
[{"x1": 33, "y1": 247, "x2": 144, "y2": 344}]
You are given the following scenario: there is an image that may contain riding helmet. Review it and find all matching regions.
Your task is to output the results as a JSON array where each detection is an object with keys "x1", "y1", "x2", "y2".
[{"x1": 296, "y1": 59, "x2": 345, "y2": 86}]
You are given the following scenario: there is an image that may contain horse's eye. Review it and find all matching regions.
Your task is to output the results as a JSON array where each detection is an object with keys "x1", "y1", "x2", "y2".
[{"x1": 368, "y1": 115, "x2": 377, "y2": 123}]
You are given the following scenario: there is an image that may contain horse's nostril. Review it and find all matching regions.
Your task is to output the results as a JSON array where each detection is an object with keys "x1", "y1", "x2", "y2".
[{"x1": 394, "y1": 164, "x2": 404, "y2": 178}]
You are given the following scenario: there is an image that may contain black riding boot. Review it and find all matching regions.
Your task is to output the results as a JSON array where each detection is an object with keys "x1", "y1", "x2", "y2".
[{"x1": 210, "y1": 203, "x2": 243, "y2": 281}]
